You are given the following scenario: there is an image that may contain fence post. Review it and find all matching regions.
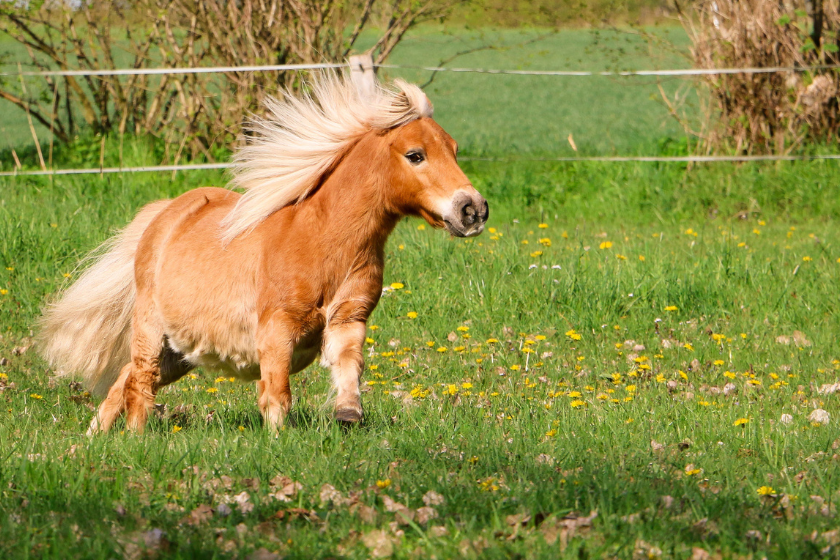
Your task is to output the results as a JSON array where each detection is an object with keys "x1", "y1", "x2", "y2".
[{"x1": 349, "y1": 54, "x2": 376, "y2": 100}]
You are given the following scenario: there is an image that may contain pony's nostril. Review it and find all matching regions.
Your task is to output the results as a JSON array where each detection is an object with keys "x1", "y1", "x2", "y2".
[{"x1": 461, "y1": 203, "x2": 476, "y2": 225}]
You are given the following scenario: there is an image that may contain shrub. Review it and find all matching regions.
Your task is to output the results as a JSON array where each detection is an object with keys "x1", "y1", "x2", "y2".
[{"x1": 679, "y1": 0, "x2": 840, "y2": 154}]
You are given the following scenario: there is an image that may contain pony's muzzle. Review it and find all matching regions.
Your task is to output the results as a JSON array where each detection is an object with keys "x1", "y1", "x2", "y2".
[{"x1": 445, "y1": 190, "x2": 489, "y2": 237}]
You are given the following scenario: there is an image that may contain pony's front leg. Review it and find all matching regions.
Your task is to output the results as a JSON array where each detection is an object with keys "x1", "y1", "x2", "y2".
[
  {"x1": 257, "y1": 317, "x2": 295, "y2": 430},
  {"x1": 322, "y1": 321, "x2": 366, "y2": 423}
]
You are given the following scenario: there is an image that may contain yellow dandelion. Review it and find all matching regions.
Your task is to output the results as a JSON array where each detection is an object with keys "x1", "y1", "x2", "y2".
[
  {"x1": 407, "y1": 311, "x2": 418, "y2": 319},
  {"x1": 538, "y1": 223, "x2": 548, "y2": 229},
  {"x1": 437, "y1": 347, "x2": 447, "y2": 353},
  {"x1": 172, "y1": 426, "x2": 182, "y2": 433},
  {"x1": 376, "y1": 479, "x2": 391, "y2": 489},
  {"x1": 417, "y1": 224, "x2": 426, "y2": 231},
  {"x1": 206, "y1": 387, "x2": 218, "y2": 394},
  {"x1": 570, "y1": 400, "x2": 586, "y2": 408},
  {"x1": 0, "y1": 289, "x2": 7, "y2": 295},
  {"x1": 664, "y1": 305, "x2": 678, "y2": 311},
  {"x1": 802, "y1": 256, "x2": 812, "y2": 262},
  {"x1": 733, "y1": 417, "x2": 749, "y2": 426},
  {"x1": 599, "y1": 241, "x2": 612, "y2": 250},
  {"x1": 757, "y1": 486, "x2": 775, "y2": 496},
  {"x1": 457, "y1": 326, "x2": 470, "y2": 332},
  {"x1": 30, "y1": 393, "x2": 43, "y2": 400},
  {"x1": 530, "y1": 250, "x2": 543, "y2": 258},
  {"x1": 639, "y1": 255, "x2": 646, "y2": 261},
  {"x1": 390, "y1": 282, "x2": 404, "y2": 290}
]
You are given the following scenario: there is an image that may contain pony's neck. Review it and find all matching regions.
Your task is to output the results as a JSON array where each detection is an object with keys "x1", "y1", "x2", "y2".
[{"x1": 306, "y1": 131, "x2": 399, "y2": 259}]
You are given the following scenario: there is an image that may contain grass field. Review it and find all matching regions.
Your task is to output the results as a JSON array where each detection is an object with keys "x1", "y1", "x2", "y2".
[{"x1": 3, "y1": 26, "x2": 840, "y2": 560}]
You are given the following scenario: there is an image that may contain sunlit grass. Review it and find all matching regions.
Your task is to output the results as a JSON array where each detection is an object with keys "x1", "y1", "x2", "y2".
[{"x1": 2, "y1": 163, "x2": 840, "y2": 557}]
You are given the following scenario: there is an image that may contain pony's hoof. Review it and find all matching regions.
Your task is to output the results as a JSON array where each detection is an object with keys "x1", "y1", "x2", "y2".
[{"x1": 335, "y1": 407, "x2": 363, "y2": 424}]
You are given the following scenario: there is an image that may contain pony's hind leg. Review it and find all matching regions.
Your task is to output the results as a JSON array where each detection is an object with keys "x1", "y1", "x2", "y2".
[
  {"x1": 88, "y1": 340, "x2": 191, "y2": 435},
  {"x1": 88, "y1": 363, "x2": 132, "y2": 435},
  {"x1": 98, "y1": 303, "x2": 167, "y2": 433}
]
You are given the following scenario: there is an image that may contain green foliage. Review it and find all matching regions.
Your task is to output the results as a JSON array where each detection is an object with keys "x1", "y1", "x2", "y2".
[
  {"x1": 2, "y1": 151, "x2": 840, "y2": 558},
  {"x1": 454, "y1": 0, "x2": 673, "y2": 28}
]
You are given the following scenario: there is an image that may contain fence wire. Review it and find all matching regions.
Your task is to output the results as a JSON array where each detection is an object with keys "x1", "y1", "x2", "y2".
[
  {"x1": 2, "y1": 154, "x2": 840, "y2": 177},
  {"x1": 3, "y1": 60, "x2": 840, "y2": 176},
  {"x1": 3, "y1": 62, "x2": 840, "y2": 78}
]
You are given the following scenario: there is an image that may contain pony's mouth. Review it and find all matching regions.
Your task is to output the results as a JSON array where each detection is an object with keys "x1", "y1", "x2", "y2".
[
  {"x1": 444, "y1": 218, "x2": 486, "y2": 238},
  {"x1": 442, "y1": 191, "x2": 489, "y2": 237}
]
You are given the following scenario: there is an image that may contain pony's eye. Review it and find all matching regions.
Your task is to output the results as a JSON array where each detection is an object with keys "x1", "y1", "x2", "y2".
[{"x1": 405, "y1": 151, "x2": 425, "y2": 164}]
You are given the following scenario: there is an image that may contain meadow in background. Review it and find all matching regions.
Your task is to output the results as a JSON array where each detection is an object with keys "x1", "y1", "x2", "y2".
[{"x1": 2, "y1": 24, "x2": 840, "y2": 560}]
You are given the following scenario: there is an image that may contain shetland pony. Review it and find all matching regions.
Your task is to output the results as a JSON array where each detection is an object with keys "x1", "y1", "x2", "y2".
[{"x1": 40, "y1": 74, "x2": 488, "y2": 433}]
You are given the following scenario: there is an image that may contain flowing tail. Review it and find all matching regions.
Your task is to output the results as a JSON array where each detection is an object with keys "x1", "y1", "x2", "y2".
[{"x1": 39, "y1": 200, "x2": 170, "y2": 396}]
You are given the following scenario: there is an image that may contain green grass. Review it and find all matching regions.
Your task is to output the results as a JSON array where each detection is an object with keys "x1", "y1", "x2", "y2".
[
  {"x1": 3, "y1": 24, "x2": 840, "y2": 560},
  {"x1": 2, "y1": 156, "x2": 840, "y2": 559}
]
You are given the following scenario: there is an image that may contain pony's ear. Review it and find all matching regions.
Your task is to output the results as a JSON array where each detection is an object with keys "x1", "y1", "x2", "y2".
[{"x1": 393, "y1": 78, "x2": 434, "y2": 118}]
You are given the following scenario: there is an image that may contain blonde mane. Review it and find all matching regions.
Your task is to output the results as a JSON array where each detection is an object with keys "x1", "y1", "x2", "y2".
[{"x1": 221, "y1": 73, "x2": 434, "y2": 243}]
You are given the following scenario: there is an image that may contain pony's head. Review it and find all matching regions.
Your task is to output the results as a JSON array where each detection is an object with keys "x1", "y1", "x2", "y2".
[
  {"x1": 223, "y1": 74, "x2": 487, "y2": 241},
  {"x1": 384, "y1": 116, "x2": 488, "y2": 238}
]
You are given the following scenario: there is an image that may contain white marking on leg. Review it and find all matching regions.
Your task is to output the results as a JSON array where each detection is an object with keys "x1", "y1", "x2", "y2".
[{"x1": 322, "y1": 322, "x2": 366, "y2": 415}]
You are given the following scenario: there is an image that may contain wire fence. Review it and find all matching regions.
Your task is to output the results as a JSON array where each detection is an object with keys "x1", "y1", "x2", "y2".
[
  {"x1": 4, "y1": 154, "x2": 840, "y2": 178},
  {"x1": 3, "y1": 59, "x2": 840, "y2": 177},
  {"x1": 4, "y1": 62, "x2": 840, "y2": 78}
]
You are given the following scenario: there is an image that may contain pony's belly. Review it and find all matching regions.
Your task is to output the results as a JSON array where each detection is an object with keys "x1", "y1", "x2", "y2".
[
  {"x1": 167, "y1": 334, "x2": 260, "y2": 380},
  {"x1": 166, "y1": 329, "x2": 323, "y2": 380}
]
